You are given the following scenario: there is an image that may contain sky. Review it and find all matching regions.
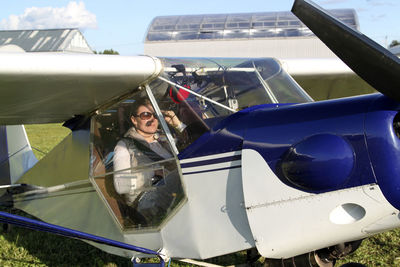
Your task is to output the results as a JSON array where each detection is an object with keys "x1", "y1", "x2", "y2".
[{"x1": 0, "y1": 0, "x2": 399, "y2": 55}]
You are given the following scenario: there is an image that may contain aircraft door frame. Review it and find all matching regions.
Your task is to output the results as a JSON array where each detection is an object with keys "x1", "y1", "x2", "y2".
[
  {"x1": 144, "y1": 84, "x2": 179, "y2": 155},
  {"x1": 89, "y1": 86, "x2": 187, "y2": 232}
]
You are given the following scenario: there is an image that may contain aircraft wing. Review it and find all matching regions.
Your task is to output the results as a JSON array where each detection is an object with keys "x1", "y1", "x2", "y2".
[
  {"x1": 281, "y1": 58, "x2": 376, "y2": 101},
  {"x1": 0, "y1": 52, "x2": 162, "y2": 125}
]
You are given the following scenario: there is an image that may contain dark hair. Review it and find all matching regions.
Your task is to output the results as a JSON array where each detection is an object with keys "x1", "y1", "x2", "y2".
[{"x1": 130, "y1": 98, "x2": 152, "y2": 117}]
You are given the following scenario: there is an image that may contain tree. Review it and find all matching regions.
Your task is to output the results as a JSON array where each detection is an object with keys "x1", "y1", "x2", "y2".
[
  {"x1": 94, "y1": 49, "x2": 119, "y2": 55},
  {"x1": 389, "y1": 40, "x2": 400, "y2": 48}
]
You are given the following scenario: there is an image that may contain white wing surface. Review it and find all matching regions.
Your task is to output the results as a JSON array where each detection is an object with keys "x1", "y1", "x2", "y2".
[
  {"x1": 0, "y1": 53, "x2": 162, "y2": 125},
  {"x1": 282, "y1": 58, "x2": 376, "y2": 100}
]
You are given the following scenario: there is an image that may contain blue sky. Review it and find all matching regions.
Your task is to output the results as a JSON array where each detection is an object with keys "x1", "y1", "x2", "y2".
[{"x1": 1, "y1": 0, "x2": 399, "y2": 55}]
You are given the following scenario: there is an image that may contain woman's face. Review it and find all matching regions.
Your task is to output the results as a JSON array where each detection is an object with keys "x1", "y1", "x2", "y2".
[{"x1": 131, "y1": 104, "x2": 159, "y2": 136}]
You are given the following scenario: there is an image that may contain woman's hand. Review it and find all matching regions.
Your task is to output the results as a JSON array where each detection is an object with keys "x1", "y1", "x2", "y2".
[{"x1": 162, "y1": 110, "x2": 181, "y2": 128}]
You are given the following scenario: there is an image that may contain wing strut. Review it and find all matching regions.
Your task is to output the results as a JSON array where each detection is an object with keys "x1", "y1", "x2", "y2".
[{"x1": 0, "y1": 211, "x2": 166, "y2": 266}]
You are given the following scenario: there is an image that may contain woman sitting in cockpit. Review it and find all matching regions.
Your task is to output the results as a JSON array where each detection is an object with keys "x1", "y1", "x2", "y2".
[{"x1": 113, "y1": 98, "x2": 184, "y2": 205}]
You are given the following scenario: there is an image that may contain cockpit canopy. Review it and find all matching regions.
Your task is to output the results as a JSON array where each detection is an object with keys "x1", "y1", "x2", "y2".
[
  {"x1": 90, "y1": 57, "x2": 311, "y2": 232},
  {"x1": 156, "y1": 57, "x2": 312, "y2": 119}
]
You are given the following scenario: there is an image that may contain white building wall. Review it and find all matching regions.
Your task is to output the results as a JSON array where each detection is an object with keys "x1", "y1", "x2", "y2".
[
  {"x1": 62, "y1": 30, "x2": 93, "y2": 53},
  {"x1": 144, "y1": 37, "x2": 337, "y2": 58}
]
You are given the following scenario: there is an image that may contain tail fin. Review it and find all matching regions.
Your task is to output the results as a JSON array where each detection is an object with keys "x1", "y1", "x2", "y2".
[{"x1": 0, "y1": 125, "x2": 38, "y2": 186}]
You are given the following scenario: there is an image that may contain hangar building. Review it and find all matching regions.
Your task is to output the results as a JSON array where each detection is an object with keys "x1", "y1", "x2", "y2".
[
  {"x1": 143, "y1": 9, "x2": 376, "y2": 101},
  {"x1": 144, "y1": 9, "x2": 358, "y2": 58},
  {"x1": 0, "y1": 28, "x2": 93, "y2": 53}
]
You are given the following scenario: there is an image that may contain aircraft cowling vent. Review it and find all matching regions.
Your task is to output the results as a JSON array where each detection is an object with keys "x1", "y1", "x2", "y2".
[
  {"x1": 280, "y1": 134, "x2": 355, "y2": 191},
  {"x1": 393, "y1": 112, "x2": 400, "y2": 139}
]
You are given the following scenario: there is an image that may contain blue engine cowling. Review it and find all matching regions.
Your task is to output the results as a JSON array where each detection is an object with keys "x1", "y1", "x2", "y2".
[{"x1": 179, "y1": 93, "x2": 400, "y2": 209}]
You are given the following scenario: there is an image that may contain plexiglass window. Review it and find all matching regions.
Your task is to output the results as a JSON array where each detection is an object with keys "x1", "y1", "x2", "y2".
[
  {"x1": 90, "y1": 89, "x2": 185, "y2": 231},
  {"x1": 148, "y1": 57, "x2": 312, "y2": 152}
]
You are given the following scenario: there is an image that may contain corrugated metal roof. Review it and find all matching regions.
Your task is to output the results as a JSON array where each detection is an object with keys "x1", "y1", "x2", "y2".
[
  {"x1": 0, "y1": 28, "x2": 93, "y2": 53},
  {"x1": 146, "y1": 9, "x2": 359, "y2": 42}
]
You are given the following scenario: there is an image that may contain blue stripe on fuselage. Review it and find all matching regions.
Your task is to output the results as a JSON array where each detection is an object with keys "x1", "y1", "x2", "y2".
[
  {"x1": 180, "y1": 154, "x2": 241, "y2": 169},
  {"x1": 182, "y1": 165, "x2": 241, "y2": 176}
]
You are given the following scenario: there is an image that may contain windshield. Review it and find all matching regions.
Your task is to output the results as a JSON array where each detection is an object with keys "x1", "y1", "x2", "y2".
[
  {"x1": 151, "y1": 57, "x2": 312, "y2": 120},
  {"x1": 147, "y1": 58, "x2": 312, "y2": 151}
]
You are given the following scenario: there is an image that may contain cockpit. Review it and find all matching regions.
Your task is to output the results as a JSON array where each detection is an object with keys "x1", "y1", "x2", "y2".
[{"x1": 90, "y1": 57, "x2": 312, "y2": 231}]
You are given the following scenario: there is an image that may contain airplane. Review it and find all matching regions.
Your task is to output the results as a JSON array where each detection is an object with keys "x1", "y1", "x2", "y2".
[{"x1": 0, "y1": 0, "x2": 400, "y2": 266}]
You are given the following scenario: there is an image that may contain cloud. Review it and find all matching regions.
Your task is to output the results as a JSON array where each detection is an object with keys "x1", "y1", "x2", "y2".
[
  {"x1": 370, "y1": 13, "x2": 387, "y2": 21},
  {"x1": 356, "y1": 7, "x2": 369, "y2": 13},
  {"x1": 366, "y1": 0, "x2": 396, "y2": 6},
  {"x1": 318, "y1": 0, "x2": 349, "y2": 4},
  {"x1": 0, "y1": 1, "x2": 97, "y2": 30}
]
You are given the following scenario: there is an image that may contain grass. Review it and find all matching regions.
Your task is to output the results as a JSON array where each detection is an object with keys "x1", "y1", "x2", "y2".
[
  {"x1": 336, "y1": 229, "x2": 400, "y2": 266},
  {"x1": 0, "y1": 219, "x2": 133, "y2": 267},
  {"x1": 0, "y1": 124, "x2": 133, "y2": 266},
  {"x1": 0, "y1": 124, "x2": 398, "y2": 266},
  {"x1": 24, "y1": 124, "x2": 71, "y2": 160}
]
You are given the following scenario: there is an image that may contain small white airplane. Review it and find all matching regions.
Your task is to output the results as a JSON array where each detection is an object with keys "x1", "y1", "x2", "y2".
[{"x1": 0, "y1": 0, "x2": 400, "y2": 266}]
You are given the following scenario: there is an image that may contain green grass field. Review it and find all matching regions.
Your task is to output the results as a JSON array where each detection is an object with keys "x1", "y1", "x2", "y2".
[
  {"x1": 0, "y1": 124, "x2": 133, "y2": 266},
  {"x1": 0, "y1": 124, "x2": 399, "y2": 266}
]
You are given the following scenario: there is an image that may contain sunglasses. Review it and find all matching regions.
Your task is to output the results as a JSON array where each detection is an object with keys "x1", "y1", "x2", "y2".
[{"x1": 134, "y1": 111, "x2": 156, "y2": 120}]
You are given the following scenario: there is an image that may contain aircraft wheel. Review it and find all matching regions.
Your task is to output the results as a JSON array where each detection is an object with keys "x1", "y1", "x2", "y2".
[{"x1": 263, "y1": 251, "x2": 334, "y2": 267}]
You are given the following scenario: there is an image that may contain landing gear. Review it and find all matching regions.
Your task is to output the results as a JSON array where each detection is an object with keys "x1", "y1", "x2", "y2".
[
  {"x1": 316, "y1": 240, "x2": 363, "y2": 265},
  {"x1": 263, "y1": 240, "x2": 363, "y2": 267},
  {"x1": 264, "y1": 251, "x2": 333, "y2": 267}
]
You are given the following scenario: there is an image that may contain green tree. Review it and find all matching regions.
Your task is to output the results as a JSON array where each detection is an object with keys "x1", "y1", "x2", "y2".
[
  {"x1": 389, "y1": 40, "x2": 400, "y2": 48},
  {"x1": 94, "y1": 49, "x2": 120, "y2": 55}
]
